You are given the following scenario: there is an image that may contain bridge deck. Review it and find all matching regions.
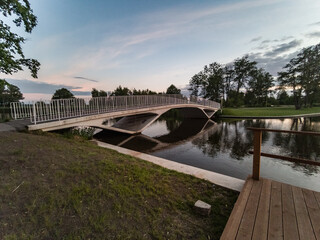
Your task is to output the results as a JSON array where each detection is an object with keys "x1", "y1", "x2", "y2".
[{"x1": 221, "y1": 176, "x2": 320, "y2": 240}]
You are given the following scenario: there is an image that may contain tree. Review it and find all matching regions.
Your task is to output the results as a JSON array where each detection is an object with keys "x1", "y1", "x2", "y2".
[
  {"x1": 166, "y1": 84, "x2": 181, "y2": 94},
  {"x1": 0, "y1": 79, "x2": 24, "y2": 105},
  {"x1": 189, "y1": 72, "x2": 204, "y2": 97},
  {"x1": 111, "y1": 85, "x2": 132, "y2": 96},
  {"x1": 0, "y1": 0, "x2": 40, "y2": 79},
  {"x1": 278, "y1": 43, "x2": 320, "y2": 109},
  {"x1": 91, "y1": 88, "x2": 108, "y2": 97},
  {"x1": 52, "y1": 88, "x2": 74, "y2": 99},
  {"x1": 247, "y1": 68, "x2": 274, "y2": 106},
  {"x1": 132, "y1": 88, "x2": 157, "y2": 95},
  {"x1": 204, "y1": 62, "x2": 224, "y2": 102},
  {"x1": 233, "y1": 55, "x2": 257, "y2": 104}
]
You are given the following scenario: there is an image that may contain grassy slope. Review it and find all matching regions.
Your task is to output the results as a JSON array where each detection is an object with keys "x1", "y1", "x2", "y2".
[
  {"x1": 0, "y1": 132, "x2": 238, "y2": 240},
  {"x1": 222, "y1": 106, "x2": 320, "y2": 117}
]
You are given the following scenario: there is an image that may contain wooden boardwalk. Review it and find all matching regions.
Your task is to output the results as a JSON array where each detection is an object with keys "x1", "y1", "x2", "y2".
[{"x1": 221, "y1": 177, "x2": 320, "y2": 240}]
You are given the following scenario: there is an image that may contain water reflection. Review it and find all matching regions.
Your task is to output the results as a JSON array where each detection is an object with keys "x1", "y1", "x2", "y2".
[{"x1": 94, "y1": 116, "x2": 320, "y2": 191}]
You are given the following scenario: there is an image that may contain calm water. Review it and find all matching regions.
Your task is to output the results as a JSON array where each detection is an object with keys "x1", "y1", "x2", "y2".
[{"x1": 94, "y1": 116, "x2": 320, "y2": 191}]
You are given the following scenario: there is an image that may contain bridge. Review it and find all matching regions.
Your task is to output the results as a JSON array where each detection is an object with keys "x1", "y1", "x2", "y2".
[{"x1": 10, "y1": 95, "x2": 220, "y2": 134}]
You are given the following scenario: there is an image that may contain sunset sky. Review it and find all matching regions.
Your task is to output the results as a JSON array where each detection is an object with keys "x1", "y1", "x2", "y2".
[{"x1": 1, "y1": 0, "x2": 320, "y2": 101}]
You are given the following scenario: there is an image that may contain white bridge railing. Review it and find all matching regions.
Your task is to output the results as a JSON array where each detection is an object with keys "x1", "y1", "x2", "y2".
[{"x1": 10, "y1": 94, "x2": 220, "y2": 124}]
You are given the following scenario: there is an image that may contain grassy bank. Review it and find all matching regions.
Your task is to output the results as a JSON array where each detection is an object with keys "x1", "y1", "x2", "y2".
[
  {"x1": 221, "y1": 106, "x2": 320, "y2": 117},
  {"x1": 0, "y1": 132, "x2": 238, "y2": 239}
]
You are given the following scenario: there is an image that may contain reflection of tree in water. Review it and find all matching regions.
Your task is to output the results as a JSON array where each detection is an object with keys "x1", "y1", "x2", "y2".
[
  {"x1": 192, "y1": 119, "x2": 271, "y2": 160},
  {"x1": 158, "y1": 109, "x2": 183, "y2": 132},
  {"x1": 273, "y1": 117, "x2": 320, "y2": 175}
]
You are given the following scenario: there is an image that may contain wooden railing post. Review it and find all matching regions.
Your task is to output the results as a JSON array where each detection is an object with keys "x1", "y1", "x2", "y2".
[{"x1": 252, "y1": 130, "x2": 262, "y2": 180}]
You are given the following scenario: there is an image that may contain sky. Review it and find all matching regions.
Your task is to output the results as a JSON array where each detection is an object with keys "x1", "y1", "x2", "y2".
[{"x1": 1, "y1": 0, "x2": 320, "y2": 101}]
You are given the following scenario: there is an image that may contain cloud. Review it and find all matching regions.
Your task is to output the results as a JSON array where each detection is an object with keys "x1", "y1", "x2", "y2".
[
  {"x1": 249, "y1": 50, "x2": 300, "y2": 76},
  {"x1": 74, "y1": 76, "x2": 99, "y2": 82},
  {"x1": 71, "y1": 90, "x2": 91, "y2": 96},
  {"x1": 305, "y1": 31, "x2": 320, "y2": 38},
  {"x1": 250, "y1": 36, "x2": 262, "y2": 42},
  {"x1": 264, "y1": 39, "x2": 302, "y2": 57},
  {"x1": 309, "y1": 21, "x2": 320, "y2": 26},
  {"x1": 62, "y1": 0, "x2": 286, "y2": 75},
  {"x1": 5, "y1": 78, "x2": 84, "y2": 94}
]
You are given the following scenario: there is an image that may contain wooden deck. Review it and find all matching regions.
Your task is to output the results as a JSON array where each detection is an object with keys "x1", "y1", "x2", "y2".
[{"x1": 221, "y1": 177, "x2": 320, "y2": 240}]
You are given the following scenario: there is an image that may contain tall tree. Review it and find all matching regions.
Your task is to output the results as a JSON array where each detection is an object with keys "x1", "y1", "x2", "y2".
[
  {"x1": 166, "y1": 84, "x2": 181, "y2": 94},
  {"x1": 278, "y1": 43, "x2": 320, "y2": 109},
  {"x1": 233, "y1": 56, "x2": 257, "y2": 104},
  {"x1": 223, "y1": 64, "x2": 234, "y2": 103},
  {"x1": 247, "y1": 68, "x2": 274, "y2": 106},
  {"x1": 0, "y1": 79, "x2": 24, "y2": 105},
  {"x1": 0, "y1": 0, "x2": 40, "y2": 78},
  {"x1": 189, "y1": 72, "x2": 204, "y2": 97},
  {"x1": 52, "y1": 88, "x2": 74, "y2": 99},
  {"x1": 206, "y1": 62, "x2": 224, "y2": 102}
]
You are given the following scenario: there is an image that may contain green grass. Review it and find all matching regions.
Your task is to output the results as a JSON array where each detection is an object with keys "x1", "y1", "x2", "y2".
[
  {"x1": 222, "y1": 106, "x2": 320, "y2": 117},
  {"x1": 0, "y1": 132, "x2": 238, "y2": 239}
]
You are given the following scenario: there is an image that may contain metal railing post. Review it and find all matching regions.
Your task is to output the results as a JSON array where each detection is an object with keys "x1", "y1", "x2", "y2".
[
  {"x1": 57, "y1": 100, "x2": 61, "y2": 121},
  {"x1": 252, "y1": 129, "x2": 262, "y2": 180},
  {"x1": 32, "y1": 102, "x2": 37, "y2": 124},
  {"x1": 13, "y1": 103, "x2": 17, "y2": 120}
]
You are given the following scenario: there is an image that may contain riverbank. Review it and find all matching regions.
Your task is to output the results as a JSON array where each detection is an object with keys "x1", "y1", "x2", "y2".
[
  {"x1": 221, "y1": 106, "x2": 320, "y2": 118},
  {"x1": 0, "y1": 131, "x2": 238, "y2": 239}
]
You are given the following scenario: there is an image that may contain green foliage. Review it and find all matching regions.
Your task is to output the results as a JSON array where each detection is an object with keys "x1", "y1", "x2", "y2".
[
  {"x1": 189, "y1": 57, "x2": 270, "y2": 107},
  {"x1": 247, "y1": 68, "x2": 274, "y2": 106},
  {"x1": 132, "y1": 88, "x2": 157, "y2": 95},
  {"x1": 0, "y1": 0, "x2": 40, "y2": 78},
  {"x1": 52, "y1": 88, "x2": 74, "y2": 99},
  {"x1": 71, "y1": 127, "x2": 96, "y2": 140},
  {"x1": 166, "y1": 84, "x2": 181, "y2": 95},
  {"x1": 277, "y1": 91, "x2": 294, "y2": 105},
  {"x1": 0, "y1": 79, "x2": 24, "y2": 105},
  {"x1": 111, "y1": 85, "x2": 132, "y2": 96},
  {"x1": 91, "y1": 88, "x2": 108, "y2": 97}
]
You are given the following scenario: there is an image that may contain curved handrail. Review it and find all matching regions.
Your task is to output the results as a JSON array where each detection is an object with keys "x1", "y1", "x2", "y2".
[{"x1": 10, "y1": 94, "x2": 220, "y2": 124}]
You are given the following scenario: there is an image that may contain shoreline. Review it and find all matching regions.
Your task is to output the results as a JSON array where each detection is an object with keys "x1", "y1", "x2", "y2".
[
  {"x1": 93, "y1": 140, "x2": 245, "y2": 192},
  {"x1": 219, "y1": 112, "x2": 320, "y2": 119}
]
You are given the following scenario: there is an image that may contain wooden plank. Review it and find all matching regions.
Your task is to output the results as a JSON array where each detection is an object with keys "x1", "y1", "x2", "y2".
[
  {"x1": 314, "y1": 191, "x2": 320, "y2": 207},
  {"x1": 282, "y1": 183, "x2": 299, "y2": 240},
  {"x1": 220, "y1": 178, "x2": 254, "y2": 240},
  {"x1": 236, "y1": 179, "x2": 263, "y2": 240},
  {"x1": 292, "y1": 186, "x2": 316, "y2": 240},
  {"x1": 252, "y1": 178, "x2": 271, "y2": 240},
  {"x1": 302, "y1": 189, "x2": 320, "y2": 239},
  {"x1": 268, "y1": 181, "x2": 283, "y2": 240}
]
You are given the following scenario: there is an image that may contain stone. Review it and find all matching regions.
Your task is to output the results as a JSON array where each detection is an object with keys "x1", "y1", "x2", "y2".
[{"x1": 194, "y1": 200, "x2": 211, "y2": 216}]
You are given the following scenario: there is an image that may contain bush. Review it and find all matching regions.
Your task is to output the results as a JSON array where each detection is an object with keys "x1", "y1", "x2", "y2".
[{"x1": 70, "y1": 127, "x2": 96, "y2": 140}]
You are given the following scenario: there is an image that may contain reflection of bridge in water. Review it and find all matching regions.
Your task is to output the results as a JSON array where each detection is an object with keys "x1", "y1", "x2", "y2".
[
  {"x1": 11, "y1": 95, "x2": 220, "y2": 134},
  {"x1": 94, "y1": 119, "x2": 219, "y2": 153}
]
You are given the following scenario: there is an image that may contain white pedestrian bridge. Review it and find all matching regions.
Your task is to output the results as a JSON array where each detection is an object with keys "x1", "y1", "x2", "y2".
[{"x1": 10, "y1": 95, "x2": 220, "y2": 134}]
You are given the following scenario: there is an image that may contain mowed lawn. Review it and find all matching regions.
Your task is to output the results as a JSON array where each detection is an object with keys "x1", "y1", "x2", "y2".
[
  {"x1": 222, "y1": 106, "x2": 320, "y2": 117},
  {"x1": 0, "y1": 132, "x2": 238, "y2": 240}
]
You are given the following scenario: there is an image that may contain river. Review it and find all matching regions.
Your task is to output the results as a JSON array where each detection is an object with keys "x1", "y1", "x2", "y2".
[{"x1": 94, "y1": 114, "x2": 320, "y2": 191}]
